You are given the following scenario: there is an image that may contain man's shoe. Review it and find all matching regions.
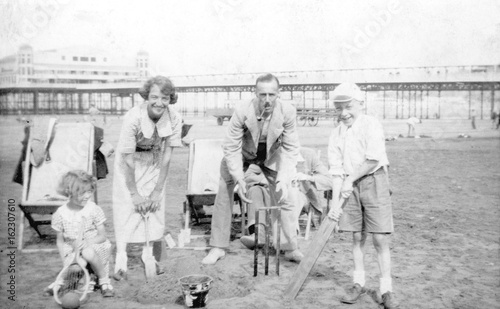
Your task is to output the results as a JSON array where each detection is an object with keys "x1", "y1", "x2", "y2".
[
  {"x1": 201, "y1": 248, "x2": 225, "y2": 265},
  {"x1": 240, "y1": 235, "x2": 256, "y2": 250},
  {"x1": 340, "y1": 283, "x2": 366, "y2": 304},
  {"x1": 382, "y1": 291, "x2": 398, "y2": 309},
  {"x1": 284, "y1": 250, "x2": 304, "y2": 263}
]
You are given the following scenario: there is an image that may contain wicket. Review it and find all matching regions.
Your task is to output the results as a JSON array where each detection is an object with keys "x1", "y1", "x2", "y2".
[{"x1": 253, "y1": 206, "x2": 281, "y2": 276}]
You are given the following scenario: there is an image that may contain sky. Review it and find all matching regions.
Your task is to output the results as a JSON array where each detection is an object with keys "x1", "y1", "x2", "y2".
[{"x1": 0, "y1": 0, "x2": 499, "y2": 76}]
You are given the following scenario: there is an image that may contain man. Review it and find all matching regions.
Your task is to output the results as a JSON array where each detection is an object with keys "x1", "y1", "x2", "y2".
[
  {"x1": 406, "y1": 116, "x2": 421, "y2": 137},
  {"x1": 471, "y1": 108, "x2": 476, "y2": 129},
  {"x1": 239, "y1": 147, "x2": 332, "y2": 250},
  {"x1": 294, "y1": 147, "x2": 332, "y2": 226},
  {"x1": 328, "y1": 83, "x2": 397, "y2": 308},
  {"x1": 202, "y1": 73, "x2": 303, "y2": 264}
]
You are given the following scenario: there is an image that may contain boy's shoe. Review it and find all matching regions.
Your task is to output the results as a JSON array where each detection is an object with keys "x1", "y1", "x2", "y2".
[
  {"x1": 367, "y1": 288, "x2": 383, "y2": 304},
  {"x1": 381, "y1": 291, "x2": 399, "y2": 309},
  {"x1": 100, "y1": 283, "x2": 115, "y2": 297},
  {"x1": 340, "y1": 283, "x2": 366, "y2": 304},
  {"x1": 284, "y1": 250, "x2": 304, "y2": 263},
  {"x1": 87, "y1": 279, "x2": 96, "y2": 293},
  {"x1": 201, "y1": 248, "x2": 225, "y2": 265}
]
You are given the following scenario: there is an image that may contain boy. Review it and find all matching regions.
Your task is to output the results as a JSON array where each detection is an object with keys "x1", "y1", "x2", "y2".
[{"x1": 327, "y1": 83, "x2": 397, "y2": 309}]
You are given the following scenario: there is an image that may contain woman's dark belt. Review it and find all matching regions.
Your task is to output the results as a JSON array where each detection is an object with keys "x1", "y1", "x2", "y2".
[{"x1": 135, "y1": 146, "x2": 154, "y2": 152}]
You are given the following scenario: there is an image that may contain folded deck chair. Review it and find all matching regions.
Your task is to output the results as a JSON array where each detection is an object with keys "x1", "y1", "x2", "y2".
[
  {"x1": 184, "y1": 139, "x2": 245, "y2": 235},
  {"x1": 18, "y1": 119, "x2": 95, "y2": 251}
]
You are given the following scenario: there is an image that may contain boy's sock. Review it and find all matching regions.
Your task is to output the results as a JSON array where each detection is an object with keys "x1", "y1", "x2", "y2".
[
  {"x1": 353, "y1": 270, "x2": 366, "y2": 287},
  {"x1": 379, "y1": 277, "x2": 392, "y2": 294}
]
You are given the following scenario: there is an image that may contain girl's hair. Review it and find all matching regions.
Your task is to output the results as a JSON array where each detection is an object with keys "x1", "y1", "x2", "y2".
[
  {"x1": 138, "y1": 75, "x2": 178, "y2": 104},
  {"x1": 57, "y1": 170, "x2": 97, "y2": 197}
]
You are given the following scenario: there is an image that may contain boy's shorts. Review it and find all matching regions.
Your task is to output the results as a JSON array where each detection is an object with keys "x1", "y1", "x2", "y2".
[{"x1": 339, "y1": 168, "x2": 393, "y2": 233}]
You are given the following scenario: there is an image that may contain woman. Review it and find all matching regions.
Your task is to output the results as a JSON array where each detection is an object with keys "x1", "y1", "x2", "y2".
[{"x1": 112, "y1": 76, "x2": 183, "y2": 280}]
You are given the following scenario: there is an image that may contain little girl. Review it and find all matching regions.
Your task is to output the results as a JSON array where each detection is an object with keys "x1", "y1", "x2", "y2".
[{"x1": 48, "y1": 170, "x2": 114, "y2": 297}]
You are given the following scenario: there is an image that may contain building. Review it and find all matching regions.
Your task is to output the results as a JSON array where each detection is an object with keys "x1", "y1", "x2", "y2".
[{"x1": 0, "y1": 45, "x2": 149, "y2": 86}]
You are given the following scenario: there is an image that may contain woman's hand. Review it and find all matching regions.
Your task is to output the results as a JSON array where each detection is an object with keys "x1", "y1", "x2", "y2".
[
  {"x1": 131, "y1": 193, "x2": 149, "y2": 214},
  {"x1": 148, "y1": 190, "x2": 162, "y2": 213}
]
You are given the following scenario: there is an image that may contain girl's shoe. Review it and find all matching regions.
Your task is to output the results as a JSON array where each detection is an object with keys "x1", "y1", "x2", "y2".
[
  {"x1": 42, "y1": 286, "x2": 54, "y2": 297},
  {"x1": 100, "y1": 283, "x2": 115, "y2": 297}
]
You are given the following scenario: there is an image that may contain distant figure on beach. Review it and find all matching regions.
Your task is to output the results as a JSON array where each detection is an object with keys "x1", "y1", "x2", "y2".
[
  {"x1": 89, "y1": 104, "x2": 107, "y2": 125},
  {"x1": 406, "y1": 116, "x2": 421, "y2": 137},
  {"x1": 89, "y1": 104, "x2": 100, "y2": 116},
  {"x1": 490, "y1": 109, "x2": 498, "y2": 129},
  {"x1": 471, "y1": 108, "x2": 477, "y2": 130}
]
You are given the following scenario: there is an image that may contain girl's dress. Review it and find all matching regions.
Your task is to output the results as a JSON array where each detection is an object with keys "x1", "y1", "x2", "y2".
[
  {"x1": 112, "y1": 103, "x2": 182, "y2": 243},
  {"x1": 51, "y1": 201, "x2": 111, "y2": 275}
]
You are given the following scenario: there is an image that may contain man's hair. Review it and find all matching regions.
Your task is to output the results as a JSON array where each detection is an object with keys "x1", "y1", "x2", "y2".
[{"x1": 255, "y1": 73, "x2": 280, "y2": 87}]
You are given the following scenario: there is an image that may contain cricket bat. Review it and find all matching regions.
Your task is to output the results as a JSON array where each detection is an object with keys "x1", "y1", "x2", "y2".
[{"x1": 283, "y1": 198, "x2": 346, "y2": 300}]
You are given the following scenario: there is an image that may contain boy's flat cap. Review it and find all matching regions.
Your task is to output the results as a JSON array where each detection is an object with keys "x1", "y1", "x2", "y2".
[{"x1": 332, "y1": 83, "x2": 363, "y2": 103}]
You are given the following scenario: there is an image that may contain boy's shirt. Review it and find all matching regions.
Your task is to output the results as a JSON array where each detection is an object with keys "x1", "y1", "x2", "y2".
[{"x1": 328, "y1": 114, "x2": 389, "y2": 177}]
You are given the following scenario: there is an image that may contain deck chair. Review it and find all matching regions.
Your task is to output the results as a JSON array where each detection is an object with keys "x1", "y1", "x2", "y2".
[
  {"x1": 18, "y1": 119, "x2": 96, "y2": 251},
  {"x1": 184, "y1": 139, "x2": 246, "y2": 235}
]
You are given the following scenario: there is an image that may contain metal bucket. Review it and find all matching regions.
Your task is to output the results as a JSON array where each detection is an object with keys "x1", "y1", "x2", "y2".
[{"x1": 179, "y1": 274, "x2": 213, "y2": 308}]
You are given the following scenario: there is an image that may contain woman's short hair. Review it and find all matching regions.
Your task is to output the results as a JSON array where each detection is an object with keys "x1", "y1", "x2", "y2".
[
  {"x1": 57, "y1": 170, "x2": 97, "y2": 198},
  {"x1": 138, "y1": 75, "x2": 178, "y2": 104}
]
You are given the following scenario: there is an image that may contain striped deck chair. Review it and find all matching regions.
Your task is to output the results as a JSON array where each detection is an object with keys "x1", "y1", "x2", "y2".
[
  {"x1": 184, "y1": 139, "x2": 246, "y2": 235},
  {"x1": 18, "y1": 118, "x2": 96, "y2": 251}
]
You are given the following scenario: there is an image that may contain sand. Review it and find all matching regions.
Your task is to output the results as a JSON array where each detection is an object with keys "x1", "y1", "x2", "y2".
[{"x1": 0, "y1": 116, "x2": 499, "y2": 309}]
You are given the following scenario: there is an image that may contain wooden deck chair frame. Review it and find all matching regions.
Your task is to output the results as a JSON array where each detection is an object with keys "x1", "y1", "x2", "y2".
[
  {"x1": 183, "y1": 139, "x2": 246, "y2": 236},
  {"x1": 299, "y1": 150, "x2": 324, "y2": 240},
  {"x1": 18, "y1": 122, "x2": 97, "y2": 252}
]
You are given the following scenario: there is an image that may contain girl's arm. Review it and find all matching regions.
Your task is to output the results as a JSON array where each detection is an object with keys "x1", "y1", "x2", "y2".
[
  {"x1": 84, "y1": 223, "x2": 107, "y2": 246},
  {"x1": 56, "y1": 231, "x2": 66, "y2": 264}
]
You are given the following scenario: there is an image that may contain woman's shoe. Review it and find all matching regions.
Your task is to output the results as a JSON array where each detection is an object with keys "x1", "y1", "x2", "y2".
[{"x1": 112, "y1": 269, "x2": 127, "y2": 281}]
